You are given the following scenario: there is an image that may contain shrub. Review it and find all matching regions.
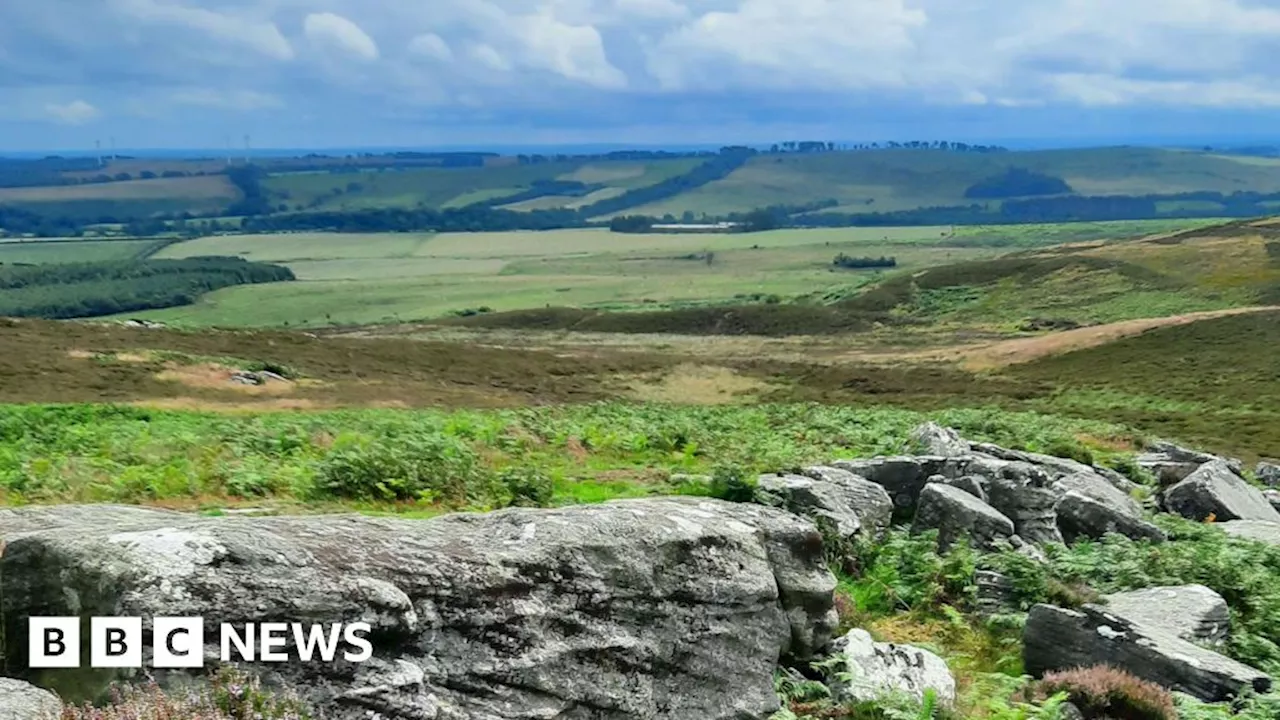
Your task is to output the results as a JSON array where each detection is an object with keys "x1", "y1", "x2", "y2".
[
  {"x1": 1034, "y1": 666, "x2": 1175, "y2": 720},
  {"x1": 708, "y1": 464, "x2": 757, "y2": 503},
  {"x1": 499, "y1": 467, "x2": 554, "y2": 507},
  {"x1": 61, "y1": 666, "x2": 311, "y2": 720},
  {"x1": 315, "y1": 432, "x2": 489, "y2": 506}
]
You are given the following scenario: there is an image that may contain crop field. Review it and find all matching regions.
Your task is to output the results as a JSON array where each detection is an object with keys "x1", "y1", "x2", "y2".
[
  {"x1": 261, "y1": 157, "x2": 702, "y2": 212},
  {"x1": 623, "y1": 146, "x2": 1280, "y2": 217},
  {"x1": 0, "y1": 175, "x2": 236, "y2": 203},
  {"x1": 0, "y1": 238, "x2": 156, "y2": 263},
  {"x1": 124, "y1": 226, "x2": 1006, "y2": 326}
]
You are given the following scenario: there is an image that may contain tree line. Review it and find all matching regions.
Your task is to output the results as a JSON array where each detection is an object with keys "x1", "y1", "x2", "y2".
[
  {"x1": 0, "y1": 257, "x2": 295, "y2": 319},
  {"x1": 832, "y1": 254, "x2": 897, "y2": 269}
]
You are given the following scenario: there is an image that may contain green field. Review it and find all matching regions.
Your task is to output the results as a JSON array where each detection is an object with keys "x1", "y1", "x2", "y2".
[
  {"x1": 620, "y1": 147, "x2": 1280, "y2": 218},
  {"x1": 0, "y1": 239, "x2": 158, "y2": 263},
  {"x1": 261, "y1": 158, "x2": 704, "y2": 212},
  {"x1": 123, "y1": 226, "x2": 1010, "y2": 326}
]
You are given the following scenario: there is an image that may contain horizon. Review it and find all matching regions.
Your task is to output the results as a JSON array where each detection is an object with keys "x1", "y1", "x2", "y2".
[{"x1": 7, "y1": 2, "x2": 1280, "y2": 151}]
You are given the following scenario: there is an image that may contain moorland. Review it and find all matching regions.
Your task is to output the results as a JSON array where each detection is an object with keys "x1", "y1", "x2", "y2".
[{"x1": 3, "y1": 142, "x2": 1280, "y2": 720}]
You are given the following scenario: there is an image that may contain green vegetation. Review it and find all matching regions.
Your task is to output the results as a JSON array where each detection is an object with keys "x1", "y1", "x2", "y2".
[
  {"x1": 0, "y1": 257, "x2": 294, "y2": 319},
  {"x1": 63, "y1": 666, "x2": 311, "y2": 720},
  {"x1": 964, "y1": 168, "x2": 1074, "y2": 199},
  {"x1": 0, "y1": 239, "x2": 158, "y2": 264},
  {"x1": 0, "y1": 403, "x2": 1132, "y2": 508}
]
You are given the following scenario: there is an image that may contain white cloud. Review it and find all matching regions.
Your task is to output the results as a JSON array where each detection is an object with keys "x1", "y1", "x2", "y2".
[
  {"x1": 645, "y1": 0, "x2": 928, "y2": 91},
  {"x1": 612, "y1": 0, "x2": 689, "y2": 21},
  {"x1": 468, "y1": 43, "x2": 512, "y2": 71},
  {"x1": 1049, "y1": 73, "x2": 1280, "y2": 108},
  {"x1": 304, "y1": 12, "x2": 378, "y2": 60},
  {"x1": 114, "y1": 0, "x2": 293, "y2": 60},
  {"x1": 46, "y1": 99, "x2": 100, "y2": 125},
  {"x1": 408, "y1": 33, "x2": 453, "y2": 62},
  {"x1": 514, "y1": 10, "x2": 627, "y2": 88}
]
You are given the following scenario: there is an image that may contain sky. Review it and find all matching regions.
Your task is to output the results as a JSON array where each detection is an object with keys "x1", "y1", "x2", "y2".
[{"x1": 5, "y1": 0, "x2": 1280, "y2": 151}]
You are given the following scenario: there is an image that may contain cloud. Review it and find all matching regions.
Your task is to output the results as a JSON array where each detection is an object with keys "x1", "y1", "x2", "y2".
[
  {"x1": 46, "y1": 99, "x2": 100, "y2": 125},
  {"x1": 408, "y1": 33, "x2": 452, "y2": 62},
  {"x1": 514, "y1": 10, "x2": 627, "y2": 88},
  {"x1": 114, "y1": 0, "x2": 293, "y2": 60},
  {"x1": 304, "y1": 12, "x2": 378, "y2": 60},
  {"x1": 645, "y1": 0, "x2": 928, "y2": 91},
  {"x1": 468, "y1": 43, "x2": 512, "y2": 72}
]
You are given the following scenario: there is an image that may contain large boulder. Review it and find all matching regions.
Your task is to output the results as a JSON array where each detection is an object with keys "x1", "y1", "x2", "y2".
[
  {"x1": 1162, "y1": 460, "x2": 1280, "y2": 523},
  {"x1": 0, "y1": 679, "x2": 61, "y2": 720},
  {"x1": 1023, "y1": 603, "x2": 1270, "y2": 703},
  {"x1": 831, "y1": 456, "x2": 954, "y2": 514},
  {"x1": 1138, "y1": 442, "x2": 1243, "y2": 486},
  {"x1": 1052, "y1": 472, "x2": 1165, "y2": 544},
  {"x1": 1101, "y1": 585, "x2": 1230, "y2": 644},
  {"x1": 979, "y1": 462, "x2": 1064, "y2": 545},
  {"x1": 911, "y1": 483, "x2": 1014, "y2": 550},
  {"x1": 756, "y1": 470, "x2": 892, "y2": 542},
  {"x1": 1220, "y1": 520, "x2": 1280, "y2": 547},
  {"x1": 0, "y1": 504, "x2": 184, "y2": 538},
  {"x1": 801, "y1": 466, "x2": 895, "y2": 536},
  {"x1": 1, "y1": 499, "x2": 838, "y2": 720},
  {"x1": 1258, "y1": 461, "x2": 1280, "y2": 488},
  {"x1": 827, "y1": 629, "x2": 956, "y2": 706},
  {"x1": 907, "y1": 423, "x2": 969, "y2": 457}
]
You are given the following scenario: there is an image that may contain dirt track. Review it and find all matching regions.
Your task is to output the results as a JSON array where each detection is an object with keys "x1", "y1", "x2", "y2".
[{"x1": 955, "y1": 306, "x2": 1280, "y2": 370}]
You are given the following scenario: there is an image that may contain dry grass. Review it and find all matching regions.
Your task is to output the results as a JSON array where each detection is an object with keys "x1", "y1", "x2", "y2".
[
  {"x1": 623, "y1": 363, "x2": 773, "y2": 404},
  {"x1": 155, "y1": 362, "x2": 298, "y2": 395}
]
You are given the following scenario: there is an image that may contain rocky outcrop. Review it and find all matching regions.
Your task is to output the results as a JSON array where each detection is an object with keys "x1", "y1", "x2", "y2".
[
  {"x1": 1023, "y1": 603, "x2": 1270, "y2": 703},
  {"x1": 1162, "y1": 460, "x2": 1280, "y2": 523},
  {"x1": 1220, "y1": 520, "x2": 1280, "y2": 546},
  {"x1": 757, "y1": 471, "x2": 893, "y2": 542},
  {"x1": 908, "y1": 422, "x2": 969, "y2": 457},
  {"x1": 0, "y1": 503, "x2": 184, "y2": 538},
  {"x1": 1138, "y1": 442, "x2": 1243, "y2": 486},
  {"x1": 911, "y1": 483, "x2": 1014, "y2": 550},
  {"x1": 827, "y1": 629, "x2": 956, "y2": 706},
  {"x1": 833, "y1": 425, "x2": 1160, "y2": 546},
  {"x1": 1258, "y1": 462, "x2": 1280, "y2": 488},
  {"x1": 1, "y1": 499, "x2": 838, "y2": 720},
  {"x1": 0, "y1": 679, "x2": 61, "y2": 720},
  {"x1": 1101, "y1": 585, "x2": 1230, "y2": 644},
  {"x1": 1052, "y1": 472, "x2": 1165, "y2": 544}
]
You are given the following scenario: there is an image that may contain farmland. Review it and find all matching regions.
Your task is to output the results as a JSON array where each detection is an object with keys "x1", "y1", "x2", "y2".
[{"x1": 121, "y1": 225, "x2": 1091, "y2": 327}]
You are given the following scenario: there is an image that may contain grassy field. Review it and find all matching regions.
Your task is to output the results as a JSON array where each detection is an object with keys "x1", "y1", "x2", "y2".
[
  {"x1": 0, "y1": 175, "x2": 239, "y2": 220},
  {"x1": 622, "y1": 147, "x2": 1280, "y2": 217},
  {"x1": 127, "y1": 226, "x2": 1006, "y2": 326},
  {"x1": 0, "y1": 239, "x2": 157, "y2": 263},
  {"x1": 260, "y1": 158, "x2": 703, "y2": 212}
]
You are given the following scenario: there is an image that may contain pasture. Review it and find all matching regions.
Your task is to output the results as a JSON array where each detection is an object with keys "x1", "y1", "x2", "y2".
[
  {"x1": 621, "y1": 146, "x2": 1280, "y2": 218},
  {"x1": 116, "y1": 221, "x2": 1195, "y2": 328},
  {"x1": 0, "y1": 238, "x2": 157, "y2": 264}
]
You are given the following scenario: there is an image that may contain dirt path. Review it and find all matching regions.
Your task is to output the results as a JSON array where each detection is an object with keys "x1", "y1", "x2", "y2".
[{"x1": 956, "y1": 306, "x2": 1280, "y2": 370}]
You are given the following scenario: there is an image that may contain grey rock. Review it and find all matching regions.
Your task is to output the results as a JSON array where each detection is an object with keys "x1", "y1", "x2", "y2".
[
  {"x1": 1102, "y1": 585, "x2": 1231, "y2": 643},
  {"x1": 0, "y1": 504, "x2": 182, "y2": 538},
  {"x1": 1258, "y1": 461, "x2": 1280, "y2": 488},
  {"x1": 800, "y1": 466, "x2": 895, "y2": 537},
  {"x1": 0, "y1": 679, "x2": 61, "y2": 720},
  {"x1": 757, "y1": 471, "x2": 892, "y2": 541},
  {"x1": 940, "y1": 474, "x2": 988, "y2": 503},
  {"x1": 1023, "y1": 603, "x2": 1270, "y2": 703},
  {"x1": 907, "y1": 423, "x2": 969, "y2": 457},
  {"x1": 828, "y1": 629, "x2": 956, "y2": 706},
  {"x1": 1265, "y1": 490, "x2": 1280, "y2": 514},
  {"x1": 1054, "y1": 492, "x2": 1166, "y2": 544},
  {"x1": 969, "y1": 443, "x2": 1139, "y2": 494},
  {"x1": 830, "y1": 456, "x2": 952, "y2": 512},
  {"x1": 1162, "y1": 460, "x2": 1280, "y2": 523},
  {"x1": 975, "y1": 570, "x2": 1019, "y2": 617},
  {"x1": 1052, "y1": 472, "x2": 1164, "y2": 543},
  {"x1": 1219, "y1": 520, "x2": 1280, "y2": 546},
  {"x1": 1139, "y1": 441, "x2": 1244, "y2": 486},
  {"x1": 1, "y1": 498, "x2": 838, "y2": 720},
  {"x1": 912, "y1": 483, "x2": 1014, "y2": 550},
  {"x1": 980, "y1": 463, "x2": 1064, "y2": 545}
]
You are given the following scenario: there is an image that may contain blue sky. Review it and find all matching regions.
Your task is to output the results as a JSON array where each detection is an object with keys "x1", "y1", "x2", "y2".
[{"x1": 5, "y1": 0, "x2": 1280, "y2": 151}]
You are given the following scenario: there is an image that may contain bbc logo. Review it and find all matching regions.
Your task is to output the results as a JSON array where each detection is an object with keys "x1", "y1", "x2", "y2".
[
  {"x1": 31, "y1": 617, "x2": 205, "y2": 669},
  {"x1": 29, "y1": 617, "x2": 373, "y2": 668}
]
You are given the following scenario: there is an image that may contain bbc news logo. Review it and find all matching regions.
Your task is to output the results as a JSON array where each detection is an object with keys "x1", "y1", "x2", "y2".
[{"x1": 29, "y1": 617, "x2": 373, "y2": 668}]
